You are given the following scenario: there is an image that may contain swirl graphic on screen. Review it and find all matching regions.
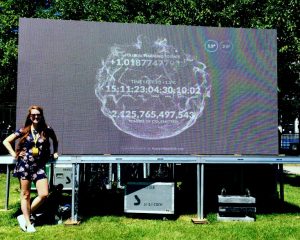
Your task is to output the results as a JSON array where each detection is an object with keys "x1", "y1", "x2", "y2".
[{"x1": 95, "y1": 36, "x2": 211, "y2": 139}]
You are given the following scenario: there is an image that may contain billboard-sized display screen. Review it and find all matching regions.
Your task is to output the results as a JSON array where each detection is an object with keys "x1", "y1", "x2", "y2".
[{"x1": 16, "y1": 18, "x2": 278, "y2": 155}]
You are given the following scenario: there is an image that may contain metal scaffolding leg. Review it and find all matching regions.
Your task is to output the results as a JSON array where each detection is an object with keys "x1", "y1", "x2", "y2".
[
  {"x1": 5, "y1": 164, "x2": 10, "y2": 210},
  {"x1": 107, "y1": 163, "x2": 113, "y2": 190},
  {"x1": 278, "y1": 164, "x2": 284, "y2": 203},
  {"x1": 117, "y1": 163, "x2": 124, "y2": 189},
  {"x1": 192, "y1": 163, "x2": 208, "y2": 224},
  {"x1": 66, "y1": 163, "x2": 80, "y2": 225},
  {"x1": 143, "y1": 163, "x2": 150, "y2": 179}
]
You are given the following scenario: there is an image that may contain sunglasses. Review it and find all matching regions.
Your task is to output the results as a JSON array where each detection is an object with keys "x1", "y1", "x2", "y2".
[{"x1": 30, "y1": 114, "x2": 41, "y2": 118}]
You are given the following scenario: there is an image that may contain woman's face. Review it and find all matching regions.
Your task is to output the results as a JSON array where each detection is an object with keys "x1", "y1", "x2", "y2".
[{"x1": 30, "y1": 109, "x2": 42, "y2": 125}]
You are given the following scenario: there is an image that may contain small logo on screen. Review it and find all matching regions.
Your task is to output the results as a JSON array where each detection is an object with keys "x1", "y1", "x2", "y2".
[
  {"x1": 205, "y1": 40, "x2": 218, "y2": 52},
  {"x1": 220, "y1": 41, "x2": 233, "y2": 52}
]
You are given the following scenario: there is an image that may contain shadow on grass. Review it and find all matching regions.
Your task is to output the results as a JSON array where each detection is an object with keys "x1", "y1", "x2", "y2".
[
  {"x1": 241, "y1": 172, "x2": 300, "y2": 215},
  {"x1": 254, "y1": 197, "x2": 300, "y2": 214},
  {"x1": 282, "y1": 171, "x2": 300, "y2": 187},
  {"x1": 272, "y1": 172, "x2": 300, "y2": 214}
]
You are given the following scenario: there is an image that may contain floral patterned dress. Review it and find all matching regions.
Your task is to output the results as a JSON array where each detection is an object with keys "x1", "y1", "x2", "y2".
[{"x1": 13, "y1": 126, "x2": 53, "y2": 181}]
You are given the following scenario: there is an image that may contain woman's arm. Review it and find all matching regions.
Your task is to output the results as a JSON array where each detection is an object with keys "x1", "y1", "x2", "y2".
[
  {"x1": 48, "y1": 127, "x2": 59, "y2": 159},
  {"x1": 2, "y1": 133, "x2": 18, "y2": 159}
]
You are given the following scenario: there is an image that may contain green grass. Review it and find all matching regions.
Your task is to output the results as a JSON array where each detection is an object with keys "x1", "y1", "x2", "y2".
[{"x1": 1, "y1": 172, "x2": 300, "y2": 240}]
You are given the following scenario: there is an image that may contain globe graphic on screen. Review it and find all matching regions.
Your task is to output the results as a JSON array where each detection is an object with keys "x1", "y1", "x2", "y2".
[{"x1": 95, "y1": 36, "x2": 211, "y2": 139}]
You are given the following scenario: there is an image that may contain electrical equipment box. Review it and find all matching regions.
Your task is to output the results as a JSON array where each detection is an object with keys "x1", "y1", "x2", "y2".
[
  {"x1": 53, "y1": 164, "x2": 73, "y2": 190},
  {"x1": 124, "y1": 182, "x2": 175, "y2": 214}
]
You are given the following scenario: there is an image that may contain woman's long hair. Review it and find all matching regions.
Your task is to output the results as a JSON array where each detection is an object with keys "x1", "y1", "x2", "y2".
[{"x1": 16, "y1": 105, "x2": 49, "y2": 156}]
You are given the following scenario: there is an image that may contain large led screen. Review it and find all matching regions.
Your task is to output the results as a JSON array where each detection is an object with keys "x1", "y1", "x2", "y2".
[{"x1": 16, "y1": 18, "x2": 278, "y2": 155}]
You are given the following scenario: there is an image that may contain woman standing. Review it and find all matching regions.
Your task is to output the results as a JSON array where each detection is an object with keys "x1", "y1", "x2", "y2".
[{"x1": 3, "y1": 105, "x2": 58, "y2": 232}]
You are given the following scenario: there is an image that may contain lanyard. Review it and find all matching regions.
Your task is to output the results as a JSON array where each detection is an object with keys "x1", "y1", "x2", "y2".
[{"x1": 31, "y1": 127, "x2": 39, "y2": 146}]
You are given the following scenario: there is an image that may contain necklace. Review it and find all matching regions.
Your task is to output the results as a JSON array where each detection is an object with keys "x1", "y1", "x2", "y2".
[
  {"x1": 31, "y1": 126, "x2": 40, "y2": 157},
  {"x1": 31, "y1": 127, "x2": 39, "y2": 143}
]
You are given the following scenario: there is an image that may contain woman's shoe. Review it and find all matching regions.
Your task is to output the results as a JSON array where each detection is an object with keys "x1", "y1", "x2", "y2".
[
  {"x1": 26, "y1": 224, "x2": 36, "y2": 233},
  {"x1": 17, "y1": 215, "x2": 26, "y2": 232}
]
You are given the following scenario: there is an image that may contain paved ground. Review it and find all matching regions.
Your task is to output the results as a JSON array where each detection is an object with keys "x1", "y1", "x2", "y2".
[{"x1": 283, "y1": 165, "x2": 300, "y2": 175}]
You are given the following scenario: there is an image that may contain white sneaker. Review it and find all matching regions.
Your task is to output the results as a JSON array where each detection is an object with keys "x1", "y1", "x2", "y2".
[
  {"x1": 17, "y1": 215, "x2": 26, "y2": 232},
  {"x1": 26, "y1": 224, "x2": 36, "y2": 233}
]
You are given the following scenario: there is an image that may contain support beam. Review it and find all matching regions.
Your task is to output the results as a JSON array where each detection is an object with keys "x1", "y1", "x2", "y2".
[
  {"x1": 192, "y1": 163, "x2": 208, "y2": 224},
  {"x1": 65, "y1": 163, "x2": 80, "y2": 225},
  {"x1": 5, "y1": 164, "x2": 10, "y2": 210}
]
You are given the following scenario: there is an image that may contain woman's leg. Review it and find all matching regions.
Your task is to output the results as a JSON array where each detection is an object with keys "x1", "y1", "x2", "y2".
[
  {"x1": 31, "y1": 178, "x2": 49, "y2": 213},
  {"x1": 19, "y1": 179, "x2": 32, "y2": 227}
]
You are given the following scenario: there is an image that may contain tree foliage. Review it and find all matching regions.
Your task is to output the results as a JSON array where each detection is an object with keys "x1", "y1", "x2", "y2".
[{"x1": 0, "y1": 0, "x2": 299, "y2": 120}]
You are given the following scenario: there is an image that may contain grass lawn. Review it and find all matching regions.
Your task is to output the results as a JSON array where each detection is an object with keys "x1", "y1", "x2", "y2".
[{"x1": 1, "y1": 169, "x2": 300, "y2": 240}]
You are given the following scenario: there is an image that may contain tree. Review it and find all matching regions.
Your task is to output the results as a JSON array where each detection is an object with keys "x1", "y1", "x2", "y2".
[
  {"x1": 0, "y1": 0, "x2": 299, "y2": 120},
  {"x1": 0, "y1": 0, "x2": 46, "y2": 103}
]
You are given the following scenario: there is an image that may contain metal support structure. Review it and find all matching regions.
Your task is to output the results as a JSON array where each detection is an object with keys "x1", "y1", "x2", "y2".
[
  {"x1": 117, "y1": 163, "x2": 124, "y2": 189},
  {"x1": 192, "y1": 163, "x2": 207, "y2": 223},
  {"x1": 143, "y1": 163, "x2": 150, "y2": 178},
  {"x1": 200, "y1": 163, "x2": 204, "y2": 220},
  {"x1": 5, "y1": 164, "x2": 10, "y2": 210},
  {"x1": 71, "y1": 163, "x2": 76, "y2": 221},
  {"x1": 143, "y1": 163, "x2": 147, "y2": 178},
  {"x1": 278, "y1": 164, "x2": 284, "y2": 203},
  {"x1": 172, "y1": 163, "x2": 175, "y2": 179},
  {"x1": 70, "y1": 163, "x2": 80, "y2": 224},
  {"x1": 197, "y1": 164, "x2": 201, "y2": 218},
  {"x1": 1, "y1": 155, "x2": 300, "y2": 221},
  {"x1": 108, "y1": 163, "x2": 113, "y2": 190},
  {"x1": 49, "y1": 163, "x2": 54, "y2": 191}
]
